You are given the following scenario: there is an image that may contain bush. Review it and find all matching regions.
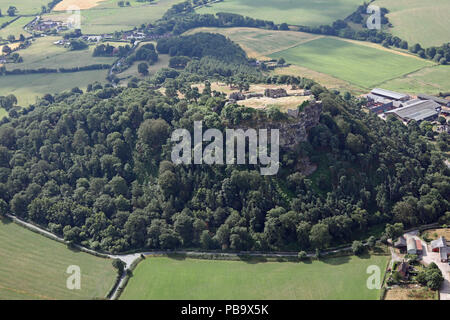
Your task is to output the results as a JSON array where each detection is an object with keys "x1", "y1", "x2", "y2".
[{"x1": 352, "y1": 240, "x2": 365, "y2": 255}]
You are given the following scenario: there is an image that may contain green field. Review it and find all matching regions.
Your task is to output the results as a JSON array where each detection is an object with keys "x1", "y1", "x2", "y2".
[
  {"x1": 10, "y1": 36, "x2": 116, "y2": 70},
  {"x1": 185, "y1": 27, "x2": 320, "y2": 58},
  {"x1": 121, "y1": 255, "x2": 389, "y2": 300},
  {"x1": 379, "y1": 65, "x2": 450, "y2": 95},
  {"x1": 373, "y1": 0, "x2": 450, "y2": 47},
  {"x1": 0, "y1": 17, "x2": 32, "y2": 39},
  {"x1": 0, "y1": 219, "x2": 116, "y2": 300},
  {"x1": 0, "y1": 70, "x2": 109, "y2": 105},
  {"x1": 197, "y1": 0, "x2": 364, "y2": 26},
  {"x1": 269, "y1": 37, "x2": 433, "y2": 89},
  {"x1": 0, "y1": 0, "x2": 49, "y2": 15},
  {"x1": 45, "y1": 0, "x2": 184, "y2": 34},
  {"x1": 117, "y1": 53, "x2": 170, "y2": 85},
  {"x1": 0, "y1": 107, "x2": 6, "y2": 119}
]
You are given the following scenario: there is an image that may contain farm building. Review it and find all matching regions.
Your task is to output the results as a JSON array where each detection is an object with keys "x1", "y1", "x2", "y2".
[
  {"x1": 394, "y1": 236, "x2": 407, "y2": 250},
  {"x1": 418, "y1": 94, "x2": 450, "y2": 107},
  {"x1": 407, "y1": 237, "x2": 417, "y2": 255},
  {"x1": 370, "y1": 88, "x2": 410, "y2": 101},
  {"x1": 431, "y1": 236, "x2": 449, "y2": 262},
  {"x1": 385, "y1": 99, "x2": 441, "y2": 122},
  {"x1": 406, "y1": 237, "x2": 422, "y2": 255}
]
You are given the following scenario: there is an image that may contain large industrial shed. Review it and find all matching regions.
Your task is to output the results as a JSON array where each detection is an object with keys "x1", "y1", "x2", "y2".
[
  {"x1": 386, "y1": 99, "x2": 441, "y2": 122},
  {"x1": 370, "y1": 88, "x2": 410, "y2": 101}
]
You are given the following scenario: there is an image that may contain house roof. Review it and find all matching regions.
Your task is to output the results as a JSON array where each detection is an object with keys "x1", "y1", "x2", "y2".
[
  {"x1": 386, "y1": 99, "x2": 440, "y2": 121},
  {"x1": 431, "y1": 236, "x2": 446, "y2": 249},
  {"x1": 371, "y1": 88, "x2": 409, "y2": 100}
]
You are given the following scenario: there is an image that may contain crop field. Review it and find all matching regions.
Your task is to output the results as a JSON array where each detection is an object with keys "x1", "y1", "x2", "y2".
[
  {"x1": 373, "y1": 0, "x2": 450, "y2": 47},
  {"x1": 0, "y1": 0, "x2": 49, "y2": 15},
  {"x1": 196, "y1": 0, "x2": 363, "y2": 26},
  {"x1": 269, "y1": 37, "x2": 433, "y2": 89},
  {"x1": 0, "y1": 218, "x2": 116, "y2": 300},
  {"x1": 0, "y1": 17, "x2": 33, "y2": 39},
  {"x1": 8, "y1": 37, "x2": 116, "y2": 70},
  {"x1": 54, "y1": 0, "x2": 108, "y2": 11},
  {"x1": 185, "y1": 27, "x2": 322, "y2": 58},
  {"x1": 45, "y1": 0, "x2": 185, "y2": 34},
  {"x1": 0, "y1": 70, "x2": 109, "y2": 105},
  {"x1": 121, "y1": 255, "x2": 389, "y2": 300}
]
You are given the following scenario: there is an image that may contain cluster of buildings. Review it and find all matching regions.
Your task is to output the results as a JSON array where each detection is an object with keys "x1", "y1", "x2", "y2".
[
  {"x1": 394, "y1": 234, "x2": 449, "y2": 263},
  {"x1": 365, "y1": 88, "x2": 450, "y2": 123},
  {"x1": 28, "y1": 18, "x2": 69, "y2": 33}
]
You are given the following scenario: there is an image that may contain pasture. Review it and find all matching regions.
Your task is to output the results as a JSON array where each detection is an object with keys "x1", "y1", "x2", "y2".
[
  {"x1": 0, "y1": 70, "x2": 109, "y2": 105},
  {"x1": 0, "y1": 107, "x2": 6, "y2": 119},
  {"x1": 0, "y1": 0, "x2": 49, "y2": 15},
  {"x1": 184, "y1": 27, "x2": 321, "y2": 58},
  {"x1": 373, "y1": 0, "x2": 450, "y2": 47},
  {"x1": 9, "y1": 37, "x2": 116, "y2": 70},
  {"x1": 117, "y1": 53, "x2": 170, "y2": 85},
  {"x1": 269, "y1": 37, "x2": 432, "y2": 89},
  {"x1": 120, "y1": 255, "x2": 389, "y2": 300},
  {"x1": 44, "y1": 0, "x2": 185, "y2": 34},
  {"x1": 0, "y1": 17, "x2": 32, "y2": 39},
  {"x1": 196, "y1": 0, "x2": 363, "y2": 26},
  {"x1": 0, "y1": 218, "x2": 116, "y2": 300},
  {"x1": 379, "y1": 65, "x2": 450, "y2": 95}
]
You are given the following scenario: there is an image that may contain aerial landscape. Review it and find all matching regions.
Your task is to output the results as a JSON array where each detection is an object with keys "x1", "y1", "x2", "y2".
[{"x1": 0, "y1": 0, "x2": 449, "y2": 307}]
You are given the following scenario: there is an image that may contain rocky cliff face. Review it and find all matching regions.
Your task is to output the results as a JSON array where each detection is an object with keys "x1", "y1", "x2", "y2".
[
  {"x1": 232, "y1": 100, "x2": 322, "y2": 150},
  {"x1": 277, "y1": 100, "x2": 322, "y2": 149}
]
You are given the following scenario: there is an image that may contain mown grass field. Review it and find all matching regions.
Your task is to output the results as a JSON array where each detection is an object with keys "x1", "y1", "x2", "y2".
[
  {"x1": 121, "y1": 255, "x2": 389, "y2": 300},
  {"x1": 379, "y1": 65, "x2": 450, "y2": 95},
  {"x1": 45, "y1": 0, "x2": 185, "y2": 34},
  {"x1": 9, "y1": 37, "x2": 116, "y2": 70},
  {"x1": 373, "y1": 0, "x2": 450, "y2": 47},
  {"x1": 197, "y1": 0, "x2": 363, "y2": 26},
  {"x1": 0, "y1": 70, "x2": 108, "y2": 105},
  {"x1": 0, "y1": 0, "x2": 49, "y2": 15},
  {"x1": 0, "y1": 218, "x2": 116, "y2": 300},
  {"x1": 269, "y1": 37, "x2": 433, "y2": 89},
  {"x1": 0, "y1": 17, "x2": 33, "y2": 39},
  {"x1": 185, "y1": 27, "x2": 321, "y2": 58}
]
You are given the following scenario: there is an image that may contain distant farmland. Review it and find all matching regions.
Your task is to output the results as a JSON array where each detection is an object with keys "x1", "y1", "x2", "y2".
[
  {"x1": 373, "y1": 0, "x2": 450, "y2": 47},
  {"x1": 269, "y1": 37, "x2": 432, "y2": 89},
  {"x1": 0, "y1": 219, "x2": 116, "y2": 300},
  {"x1": 121, "y1": 255, "x2": 389, "y2": 300},
  {"x1": 44, "y1": 0, "x2": 185, "y2": 34},
  {"x1": 197, "y1": 0, "x2": 363, "y2": 26},
  {"x1": 0, "y1": 70, "x2": 109, "y2": 106}
]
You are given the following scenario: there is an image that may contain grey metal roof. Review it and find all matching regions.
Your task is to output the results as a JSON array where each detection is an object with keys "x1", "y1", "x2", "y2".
[
  {"x1": 431, "y1": 236, "x2": 446, "y2": 249},
  {"x1": 371, "y1": 88, "x2": 409, "y2": 100},
  {"x1": 407, "y1": 237, "x2": 417, "y2": 251},
  {"x1": 386, "y1": 99, "x2": 440, "y2": 121},
  {"x1": 440, "y1": 247, "x2": 448, "y2": 260},
  {"x1": 418, "y1": 94, "x2": 450, "y2": 106}
]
